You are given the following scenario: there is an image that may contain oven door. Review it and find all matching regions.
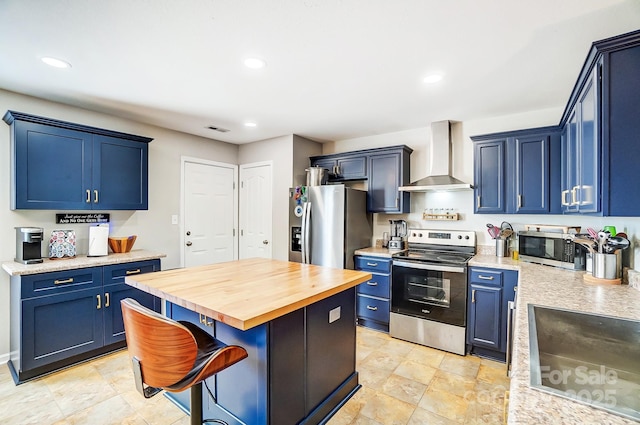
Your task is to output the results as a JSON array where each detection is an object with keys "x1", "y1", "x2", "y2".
[{"x1": 391, "y1": 260, "x2": 467, "y2": 326}]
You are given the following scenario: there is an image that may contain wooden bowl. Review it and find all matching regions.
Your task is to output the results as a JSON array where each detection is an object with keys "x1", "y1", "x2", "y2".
[{"x1": 108, "y1": 236, "x2": 137, "y2": 253}]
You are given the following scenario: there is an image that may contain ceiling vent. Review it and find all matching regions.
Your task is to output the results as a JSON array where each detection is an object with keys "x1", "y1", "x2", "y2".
[{"x1": 207, "y1": 125, "x2": 230, "y2": 133}]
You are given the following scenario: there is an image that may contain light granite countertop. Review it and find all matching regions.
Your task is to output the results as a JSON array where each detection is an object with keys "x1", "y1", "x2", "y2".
[
  {"x1": 2, "y1": 250, "x2": 166, "y2": 276},
  {"x1": 470, "y1": 254, "x2": 640, "y2": 424},
  {"x1": 354, "y1": 246, "x2": 406, "y2": 258}
]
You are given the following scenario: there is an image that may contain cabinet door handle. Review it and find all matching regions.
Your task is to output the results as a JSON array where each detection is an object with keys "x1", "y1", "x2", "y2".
[
  {"x1": 366, "y1": 262, "x2": 378, "y2": 267},
  {"x1": 96, "y1": 294, "x2": 101, "y2": 309},
  {"x1": 366, "y1": 305, "x2": 378, "y2": 311},
  {"x1": 476, "y1": 195, "x2": 481, "y2": 209},
  {"x1": 472, "y1": 289, "x2": 476, "y2": 303},
  {"x1": 366, "y1": 280, "x2": 378, "y2": 286},
  {"x1": 54, "y1": 278, "x2": 74, "y2": 285},
  {"x1": 395, "y1": 197, "x2": 399, "y2": 208},
  {"x1": 105, "y1": 292, "x2": 110, "y2": 307},
  {"x1": 86, "y1": 189, "x2": 91, "y2": 203},
  {"x1": 126, "y1": 269, "x2": 141, "y2": 275},
  {"x1": 571, "y1": 186, "x2": 579, "y2": 205},
  {"x1": 561, "y1": 190, "x2": 570, "y2": 206},
  {"x1": 94, "y1": 190, "x2": 99, "y2": 203},
  {"x1": 517, "y1": 195, "x2": 522, "y2": 208},
  {"x1": 477, "y1": 275, "x2": 494, "y2": 280},
  {"x1": 199, "y1": 313, "x2": 206, "y2": 324}
]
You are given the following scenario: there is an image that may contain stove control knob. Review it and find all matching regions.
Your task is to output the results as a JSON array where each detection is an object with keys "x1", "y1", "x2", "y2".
[
  {"x1": 418, "y1": 233, "x2": 423, "y2": 237},
  {"x1": 458, "y1": 235, "x2": 462, "y2": 239},
  {"x1": 412, "y1": 232, "x2": 416, "y2": 237},
  {"x1": 465, "y1": 236, "x2": 470, "y2": 240}
]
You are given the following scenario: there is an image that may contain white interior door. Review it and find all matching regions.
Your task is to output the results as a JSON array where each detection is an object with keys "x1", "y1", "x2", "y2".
[
  {"x1": 182, "y1": 158, "x2": 237, "y2": 267},
  {"x1": 239, "y1": 162, "x2": 273, "y2": 259}
]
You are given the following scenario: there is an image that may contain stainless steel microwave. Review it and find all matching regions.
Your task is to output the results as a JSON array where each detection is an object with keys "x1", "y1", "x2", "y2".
[{"x1": 518, "y1": 231, "x2": 586, "y2": 270}]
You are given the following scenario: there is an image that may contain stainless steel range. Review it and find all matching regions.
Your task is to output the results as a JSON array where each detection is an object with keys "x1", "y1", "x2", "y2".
[{"x1": 390, "y1": 228, "x2": 476, "y2": 355}]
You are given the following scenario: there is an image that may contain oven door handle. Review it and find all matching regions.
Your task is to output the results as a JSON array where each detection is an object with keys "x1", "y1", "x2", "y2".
[{"x1": 392, "y1": 260, "x2": 465, "y2": 273}]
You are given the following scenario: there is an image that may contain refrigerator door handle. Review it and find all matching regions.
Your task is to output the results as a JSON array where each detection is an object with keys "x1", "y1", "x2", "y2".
[{"x1": 302, "y1": 202, "x2": 311, "y2": 263}]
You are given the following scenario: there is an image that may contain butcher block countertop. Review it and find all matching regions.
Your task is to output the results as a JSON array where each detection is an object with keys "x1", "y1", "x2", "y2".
[{"x1": 125, "y1": 258, "x2": 371, "y2": 331}]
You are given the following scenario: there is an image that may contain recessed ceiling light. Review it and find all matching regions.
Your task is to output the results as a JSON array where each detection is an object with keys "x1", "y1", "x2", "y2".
[
  {"x1": 244, "y1": 122, "x2": 257, "y2": 128},
  {"x1": 41, "y1": 56, "x2": 72, "y2": 69},
  {"x1": 244, "y1": 57, "x2": 266, "y2": 69},
  {"x1": 423, "y1": 74, "x2": 443, "y2": 84}
]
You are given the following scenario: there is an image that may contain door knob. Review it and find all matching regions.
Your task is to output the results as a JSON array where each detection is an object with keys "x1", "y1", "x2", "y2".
[
  {"x1": 186, "y1": 231, "x2": 191, "y2": 236},
  {"x1": 263, "y1": 240, "x2": 269, "y2": 245},
  {"x1": 186, "y1": 241, "x2": 192, "y2": 246}
]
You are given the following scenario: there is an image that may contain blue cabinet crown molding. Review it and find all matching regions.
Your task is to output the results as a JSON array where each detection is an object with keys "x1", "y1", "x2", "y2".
[
  {"x1": 559, "y1": 29, "x2": 640, "y2": 127},
  {"x1": 310, "y1": 144, "x2": 413, "y2": 162},
  {"x1": 3, "y1": 110, "x2": 153, "y2": 144}
]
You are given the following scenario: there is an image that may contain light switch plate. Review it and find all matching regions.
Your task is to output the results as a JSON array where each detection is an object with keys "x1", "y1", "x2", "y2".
[
  {"x1": 329, "y1": 306, "x2": 341, "y2": 323},
  {"x1": 171, "y1": 215, "x2": 178, "y2": 225}
]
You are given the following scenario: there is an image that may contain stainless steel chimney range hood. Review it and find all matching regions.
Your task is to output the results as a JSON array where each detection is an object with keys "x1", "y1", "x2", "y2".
[{"x1": 398, "y1": 120, "x2": 473, "y2": 192}]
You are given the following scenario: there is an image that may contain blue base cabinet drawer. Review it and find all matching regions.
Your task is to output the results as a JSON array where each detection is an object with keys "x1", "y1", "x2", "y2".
[
  {"x1": 357, "y1": 273, "x2": 390, "y2": 299},
  {"x1": 355, "y1": 255, "x2": 392, "y2": 332},
  {"x1": 357, "y1": 295, "x2": 390, "y2": 324}
]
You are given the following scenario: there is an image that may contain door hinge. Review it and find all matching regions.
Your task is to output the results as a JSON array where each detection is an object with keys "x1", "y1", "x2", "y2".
[
  {"x1": 241, "y1": 181, "x2": 244, "y2": 189},
  {"x1": 241, "y1": 229, "x2": 244, "y2": 236},
  {"x1": 233, "y1": 228, "x2": 236, "y2": 237},
  {"x1": 233, "y1": 181, "x2": 236, "y2": 189}
]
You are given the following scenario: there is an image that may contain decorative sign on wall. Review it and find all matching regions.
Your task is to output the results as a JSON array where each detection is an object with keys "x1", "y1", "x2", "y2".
[{"x1": 55, "y1": 213, "x2": 110, "y2": 224}]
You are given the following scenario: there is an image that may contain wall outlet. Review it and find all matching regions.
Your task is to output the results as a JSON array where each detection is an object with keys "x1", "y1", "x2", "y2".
[
  {"x1": 328, "y1": 306, "x2": 341, "y2": 323},
  {"x1": 171, "y1": 215, "x2": 178, "y2": 225}
]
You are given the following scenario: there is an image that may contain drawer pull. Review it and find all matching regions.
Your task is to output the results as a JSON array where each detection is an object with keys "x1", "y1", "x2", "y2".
[
  {"x1": 126, "y1": 269, "x2": 141, "y2": 275},
  {"x1": 105, "y1": 292, "x2": 110, "y2": 307},
  {"x1": 94, "y1": 189, "x2": 99, "y2": 203},
  {"x1": 96, "y1": 294, "x2": 101, "y2": 309},
  {"x1": 366, "y1": 262, "x2": 378, "y2": 267},
  {"x1": 366, "y1": 305, "x2": 378, "y2": 311},
  {"x1": 366, "y1": 281, "x2": 378, "y2": 286},
  {"x1": 54, "y1": 278, "x2": 74, "y2": 285},
  {"x1": 86, "y1": 189, "x2": 91, "y2": 203},
  {"x1": 477, "y1": 275, "x2": 494, "y2": 280},
  {"x1": 472, "y1": 289, "x2": 476, "y2": 303}
]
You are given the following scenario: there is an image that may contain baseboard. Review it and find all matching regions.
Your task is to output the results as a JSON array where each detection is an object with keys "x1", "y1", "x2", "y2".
[{"x1": 0, "y1": 352, "x2": 9, "y2": 365}]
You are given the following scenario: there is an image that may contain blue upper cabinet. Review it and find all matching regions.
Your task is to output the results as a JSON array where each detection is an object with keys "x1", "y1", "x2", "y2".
[
  {"x1": 310, "y1": 153, "x2": 367, "y2": 181},
  {"x1": 473, "y1": 139, "x2": 506, "y2": 213},
  {"x1": 3, "y1": 111, "x2": 152, "y2": 210},
  {"x1": 472, "y1": 127, "x2": 561, "y2": 214},
  {"x1": 310, "y1": 145, "x2": 412, "y2": 213},
  {"x1": 559, "y1": 30, "x2": 640, "y2": 216}
]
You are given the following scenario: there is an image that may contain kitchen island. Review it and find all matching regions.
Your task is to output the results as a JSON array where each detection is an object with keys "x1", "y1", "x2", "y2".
[
  {"x1": 124, "y1": 257, "x2": 372, "y2": 425},
  {"x1": 470, "y1": 255, "x2": 640, "y2": 424}
]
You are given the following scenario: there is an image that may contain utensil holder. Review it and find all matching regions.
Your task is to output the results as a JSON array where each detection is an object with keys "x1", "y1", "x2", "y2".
[
  {"x1": 592, "y1": 252, "x2": 621, "y2": 279},
  {"x1": 496, "y1": 238, "x2": 509, "y2": 257}
]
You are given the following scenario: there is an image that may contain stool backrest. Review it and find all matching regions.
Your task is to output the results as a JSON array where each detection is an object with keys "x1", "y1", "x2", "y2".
[{"x1": 121, "y1": 298, "x2": 198, "y2": 388}]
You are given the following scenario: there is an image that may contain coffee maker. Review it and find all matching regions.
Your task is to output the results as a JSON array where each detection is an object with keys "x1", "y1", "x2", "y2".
[
  {"x1": 15, "y1": 227, "x2": 44, "y2": 264},
  {"x1": 388, "y1": 220, "x2": 407, "y2": 250}
]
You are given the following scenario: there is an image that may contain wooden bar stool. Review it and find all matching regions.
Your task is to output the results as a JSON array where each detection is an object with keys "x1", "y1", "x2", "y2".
[{"x1": 121, "y1": 298, "x2": 248, "y2": 425}]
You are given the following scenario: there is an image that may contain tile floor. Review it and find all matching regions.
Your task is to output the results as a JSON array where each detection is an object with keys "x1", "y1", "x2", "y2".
[{"x1": 0, "y1": 327, "x2": 509, "y2": 425}]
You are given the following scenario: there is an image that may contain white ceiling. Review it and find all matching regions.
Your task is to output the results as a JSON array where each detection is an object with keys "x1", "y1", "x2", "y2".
[{"x1": 1, "y1": 1, "x2": 639, "y2": 144}]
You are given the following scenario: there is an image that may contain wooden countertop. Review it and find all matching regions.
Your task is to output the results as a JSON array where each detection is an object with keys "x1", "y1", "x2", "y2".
[{"x1": 125, "y1": 258, "x2": 372, "y2": 331}]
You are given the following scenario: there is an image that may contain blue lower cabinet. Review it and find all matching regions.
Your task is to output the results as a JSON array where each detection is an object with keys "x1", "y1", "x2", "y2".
[
  {"x1": 466, "y1": 267, "x2": 518, "y2": 361},
  {"x1": 355, "y1": 255, "x2": 391, "y2": 332},
  {"x1": 165, "y1": 288, "x2": 358, "y2": 425},
  {"x1": 22, "y1": 287, "x2": 104, "y2": 371},
  {"x1": 9, "y1": 259, "x2": 160, "y2": 383}
]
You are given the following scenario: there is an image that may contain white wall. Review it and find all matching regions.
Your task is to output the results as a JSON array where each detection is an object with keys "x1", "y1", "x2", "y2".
[
  {"x1": 331, "y1": 108, "x2": 640, "y2": 270},
  {"x1": 0, "y1": 89, "x2": 238, "y2": 362}
]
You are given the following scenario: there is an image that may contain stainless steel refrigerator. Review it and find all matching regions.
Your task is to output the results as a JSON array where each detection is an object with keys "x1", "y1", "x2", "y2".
[{"x1": 289, "y1": 184, "x2": 372, "y2": 269}]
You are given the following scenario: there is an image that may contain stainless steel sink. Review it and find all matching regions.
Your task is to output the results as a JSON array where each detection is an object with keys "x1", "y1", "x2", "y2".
[{"x1": 528, "y1": 304, "x2": 640, "y2": 421}]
